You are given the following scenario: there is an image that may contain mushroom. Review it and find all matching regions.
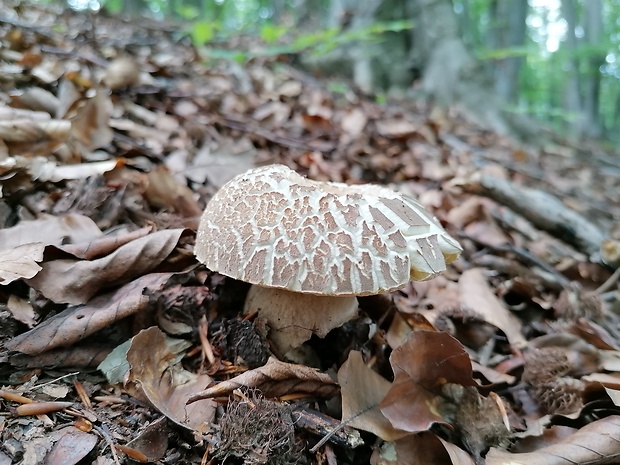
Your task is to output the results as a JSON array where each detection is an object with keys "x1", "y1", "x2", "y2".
[{"x1": 195, "y1": 164, "x2": 462, "y2": 355}]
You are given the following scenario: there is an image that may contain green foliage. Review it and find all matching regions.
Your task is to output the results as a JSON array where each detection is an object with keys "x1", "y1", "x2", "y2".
[
  {"x1": 197, "y1": 19, "x2": 413, "y2": 63},
  {"x1": 101, "y1": 0, "x2": 122, "y2": 13},
  {"x1": 476, "y1": 46, "x2": 530, "y2": 61},
  {"x1": 190, "y1": 20, "x2": 217, "y2": 45},
  {"x1": 260, "y1": 24, "x2": 288, "y2": 44}
]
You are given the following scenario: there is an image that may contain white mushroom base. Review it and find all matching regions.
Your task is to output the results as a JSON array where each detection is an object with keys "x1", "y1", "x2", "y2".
[{"x1": 243, "y1": 285, "x2": 359, "y2": 356}]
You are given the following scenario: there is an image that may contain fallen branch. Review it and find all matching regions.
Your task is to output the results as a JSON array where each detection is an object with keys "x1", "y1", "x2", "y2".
[{"x1": 457, "y1": 173, "x2": 606, "y2": 258}]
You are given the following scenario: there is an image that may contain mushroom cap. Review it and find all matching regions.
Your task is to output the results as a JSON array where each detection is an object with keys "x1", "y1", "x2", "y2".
[{"x1": 195, "y1": 164, "x2": 462, "y2": 296}]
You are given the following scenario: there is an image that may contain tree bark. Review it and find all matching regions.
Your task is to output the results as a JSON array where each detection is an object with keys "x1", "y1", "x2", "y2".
[
  {"x1": 408, "y1": 0, "x2": 508, "y2": 133},
  {"x1": 491, "y1": 0, "x2": 527, "y2": 103},
  {"x1": 582, "y1": 0, "x2": 604, "y2": 138},
  {"x1": 561, "y1": 0, "x2": 584, "y2": 136}
]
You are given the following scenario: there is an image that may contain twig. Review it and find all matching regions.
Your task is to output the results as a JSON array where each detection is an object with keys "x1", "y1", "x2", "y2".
[
  {"x1": 216, "y1": 115, "x2": 337, "y2": 153},
  {"x1": 458, "y1": 173, "x2": 606, "y2": 257},
  {"x1": 592, "y1": 266, "x2": 620, "y2": 295},
  {"x1": 33, "y1": 372, "x2": 80, "y2": 390},
  {"x1": 292, "y1": 407, "x2": 364, "y2": 452},
  {"x1": 93, "y1": 424, "x2": 122, "y2": 465},
  {"x1": 462, "y1": 233, "x2": 574, "y2": 290}
]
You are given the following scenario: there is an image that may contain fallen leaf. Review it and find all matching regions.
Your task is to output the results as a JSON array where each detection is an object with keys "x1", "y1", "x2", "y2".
[
  {"x1": 43, "y1": 428, "x2": 97, "y2": 465},
  {"x1": 125, "y1": 327, "x2": 216, "y2": 433},
  {"x1": 10, "y1": 345, "x2": 112, "y2": 369},
  {"x1": 48, "y1": 159, "x2": 120, "y2": 182},
  {"x1": 0, "y1": 213, "x2": 102, "y2": 251},
  {"x1": 189, "y1": 136, "x2": 257, "y2": 188},
  {"x1": 27, "y1": 229, "x2": 185, "y2": 304},
  {"x1": 339, "y1": 351, "x2": 408, "y2": 441},
  {"x1": 6, "y1": 273, "x2": 174, "y2": 355},
  {"x1": 126, "y1": 416, "x2": 169, "y2": 462},
  {"x1": 380, "y1": 331, "x2": 476, "y2": 433},
  {"x1": 103, "y1": 56, "x2": 140, "y2": 90},
  {"x1": 188, "y1": 357, "x2": 339, "y2": 403},
  {"x1": 0, "y1": 243, "x2": 44, "y2": 284},
  {"x1": 59, "y1": 227, "x2": 152, "y2": 260},
  {"x1": 145, "y1": 165, "x2": 202, "y2": 217},
  {"x1": 372, "y1": 432, "x2": 475, "y2": 465},
  {"x1": 7, "y1": 295, "x2": 37, "y2": 327},
  {"x1": 340, "y1": 108, "x2": 367, "y2": 137},
  {"x1": 375, "y1": 118, "x2": 420, "y2": 139},
  {"x1": 486, "y1": 415, "x2": 620, "y2": 465},
  {"x1": 459, "y1": 268, "x2": 527, "y2": 349},
  {"x1": 71, "y1": 89, "x2": 113, "y2": 152}
]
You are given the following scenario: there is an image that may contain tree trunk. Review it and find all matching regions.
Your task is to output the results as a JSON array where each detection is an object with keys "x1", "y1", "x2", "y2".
[
  {"x1": 408, "y1": 0, "x2": 508, "y2": 133},
  {"x1": 491, "y1": 0, "x2": 527, "y2": 103},
  {"x1": 582, "y1": 0, "x2": 604, "y2": 138},
  {"x1": 561, "y1": 0, "x2": 584, "y2": 137}
]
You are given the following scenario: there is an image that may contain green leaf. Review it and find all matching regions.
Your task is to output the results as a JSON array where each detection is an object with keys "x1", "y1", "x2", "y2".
[
  {"x1": 191, "y1": 20, "x2": 216, "y2": 46},
  {"x1": 260, "y1": 24, "x2": 288, "y2": 44}
]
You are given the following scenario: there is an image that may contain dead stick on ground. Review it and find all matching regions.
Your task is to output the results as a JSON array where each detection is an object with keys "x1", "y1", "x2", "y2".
[
  {"x1": 456, "y1": 173, "x2": 606, "y2": 258},
  {"x1": 293, "y1": 407, "x2": 363, "y2": 451}
]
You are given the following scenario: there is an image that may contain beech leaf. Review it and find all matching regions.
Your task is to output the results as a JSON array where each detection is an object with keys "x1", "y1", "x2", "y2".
[
  {"x1": 6, "y1": 273, "x2": 174, "y2": 355},
  {"x1": 188, "y1": 357, "x2": 339, "y2": 403},
  {"x1": 486, "y1": 416, "x2": 620, "y2": 465},
  {"x1": 459, "y1": 268, "x2": 527, "y2": 349},
  {"x1": 373, "y1": 432, "x2": 475, "y2": 465},
  {"x1": 0, "y1": 243, "x2": 44, "y2": 284},
  {"x1": 0, "y1": 213, "x2": 102, "y2": 251},
  {"x1": 380, "y1": 331, "x2": 476, "y2": 433},
  {"x1": 125, "y1": 327, "x2": 216, "y2": 433},
  {"x1": 27, "y1": 229, "x2": 185, "y2": 304},
  {"x1": 339, "y1": 351, "x2": 408, "y2": 441}
]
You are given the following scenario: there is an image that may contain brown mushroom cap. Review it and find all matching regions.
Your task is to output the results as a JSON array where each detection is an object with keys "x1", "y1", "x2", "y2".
[{"x1": 195, "y1": 164, "x2": 462, "y2": 295}]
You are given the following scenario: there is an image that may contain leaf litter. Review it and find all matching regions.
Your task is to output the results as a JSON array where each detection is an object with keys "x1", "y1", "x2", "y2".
[{"x1": 0, "y1": 2, "x2": 620, "y2": 464}]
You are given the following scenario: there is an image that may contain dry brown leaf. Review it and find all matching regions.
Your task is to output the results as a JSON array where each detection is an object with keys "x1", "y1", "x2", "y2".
[
  {"x1": 7, "y1": 295, "x2": 37, "y2": 327},
  {"x1": 27, "y1": 229, "x2": 184, "y2": 304},
  {"x1": 486, "y1": 416, "x2": 620, "y2": 465},
  {"x1": 339, "y1": 351, "x2": 408, "y2": 441},
  {"x1": 56, "y1": 77, "x2": 81, "y2": 119},
  {"x1": 6, "y1": 273, "x2": 174, "y2": 355},
  {"x1": 459, "y1": 268, "x2": 527, "y2": 349},
  {"x1": 10, "y1": 87, "x2": 59, "y2": 115},
  {"x1": 0, "y1": 118, "x2": 71, "y2": 143},
  {"x1": 340, "y1": 108, "x2": 368, "y2": 137},
  {"x1": 371, "y1": 432, "x2": 475, "y2": 465},
  {"x1": 126, "y1": 416, "x2": 169, "y2": 462},
  {"x1": 103, "y1": 57, "x2": 140, "y2": 90},
  {"x1": 252, "y1": 101, "x2": 292, "y2": 125},
  {"x1": 375, "y1": 118, "x2": 420, "y2": 139},
  {"x1": 59, "y1": 227, "x2": 152, "y2": 260},
  {"x1": 145, "y1": 165, "x2": 202, "y2": 217},
  {"x1": 70, "y1": 90, "x2": 113, "y2": 153},
  {"x1": 126, "y1": 327, "x2": 216, "y2": 433},
  {"x1": 188, "y1": 357, "x2": 339, "y2": 403},
  {"x1": 463, "y1": 219, "x2": 511, "y2": 247},
  {"x1": 380, "y1": 331, "x2": 476, "y2": 433},
  {"x1": 446, "y1": 196, "x2": 485, "y2": 229},
  {"x1": 0, "y1": 243, "x2": 44, "y2": 284},
  {"x1": 396, "y1": 276, "x2": 461, "y2": 316},
  {"x1": 43, "y1": 428, "x2": 98, "y2": 465},
  {"x1": 189, "y1": 136, "x2": 257, "y2": 188},
  {"x1": 0, "y1": 213, "x2": 102, "y2": 251},
  {"x1": 10, "y1": 345, "x2": 111, "y2": 369}
]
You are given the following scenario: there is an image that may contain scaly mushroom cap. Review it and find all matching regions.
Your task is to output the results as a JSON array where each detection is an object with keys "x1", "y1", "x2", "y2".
[{"x1": 195, "y1": 164, "x2": 462, "y2": 296}]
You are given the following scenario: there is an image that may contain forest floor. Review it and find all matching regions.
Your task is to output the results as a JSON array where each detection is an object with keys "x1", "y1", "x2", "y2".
[{"x1": 2, "y1": 3, "x2": 620, "y2": 465}]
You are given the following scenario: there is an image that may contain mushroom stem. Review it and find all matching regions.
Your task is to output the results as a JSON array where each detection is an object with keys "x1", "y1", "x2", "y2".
[{"x1": 243, "y1": 285, "x2": 359, "y2": 355}]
